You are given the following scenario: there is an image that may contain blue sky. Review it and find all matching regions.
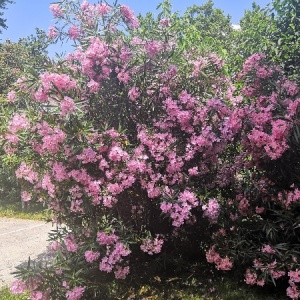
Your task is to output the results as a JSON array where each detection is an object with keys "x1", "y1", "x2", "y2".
[{"x1": 0, "y1": 0, "x2": 271, "y2": 56}]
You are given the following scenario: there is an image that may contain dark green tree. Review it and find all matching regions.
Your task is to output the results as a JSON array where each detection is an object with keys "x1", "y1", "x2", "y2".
[
  {"x1": 233, "y1": 0, "x2": 300, "y2": 82},
  {"x1": 182, "y1": 0, "x2": 235, "y2": 56},
  {"x1": 232, "y1": 3, "x2": 276, "y2": 73},
  {"x1": 0, "y1": 29, "x2": 49, "y2": 97},
  {"x1": 0, "y1": 0, "x2": 13, "y2": 34},
  {"x1": 270, "y1": 0, "x2": 300, "y2": 82},
  {"x1": 0, "y1": 29, "x2": 49, "y2": 203}
]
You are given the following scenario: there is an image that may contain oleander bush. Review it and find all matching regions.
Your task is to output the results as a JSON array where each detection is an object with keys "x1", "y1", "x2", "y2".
[{"x1": 3, "y1": 1, "x2": 300, "y2": 299}]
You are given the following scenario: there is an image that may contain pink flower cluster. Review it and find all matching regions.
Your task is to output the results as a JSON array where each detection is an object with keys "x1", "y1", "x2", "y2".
[
  {"x1": 245, "y1": 260, "x2": 286, "y2": 288},
  {"x1": 66, "y1": 286, "x2": 85, "y2": 300},
  {"x1": 160, "y1": 189, "x2": 199, "y2": 227},
  {"x1": 61, "y1": 96, "x2": 76, "y2": 117},
  {"x1": 202, "y1": 198, "x2": 220, "y2": 224},
  {"x1": 10, "y1": 280, "x2": 27, "y2": 294},
  {"x1": 40, "y1": 72, "x2": 77, "y2": 94},
  {"x1": 140, "y1": 236, "x2": 164, "y2": 255},
  {"x1": 85, "y1": 250, "x2": 100, "y2": 263},
  {"x1": 15, "y1": 162, "x2": 38, "y2": 184},
  {"x1": 47, "y1": 26, "x2": 58, "y2": 39},
  {"x1": 7, "y1": 90, "x2": 16, "y2": 102},
  {"x1": 206, "y1": 246, "x2": 233, "y2": 271},
  {"x1": 287, "y1": 270, "x2": 300, "y2": 299},
  {"x1": 50, "y1": 4, "x2": 63, "y2": 17},
  {"x1": 64, "y1": 234, "x2": 78, "y2": 252},
  {"x1": 68, "y1": 25, "x2": 80, "y2": 40},
  {"x1": 120, "y1": 5, "x2": 139, "y2": 29},
  {"x1": 96, "y1": 232, "x2": 131, "y2": 279},
  {"x1": 7, "y1": 113, "x2": 30, "y2": 134}
]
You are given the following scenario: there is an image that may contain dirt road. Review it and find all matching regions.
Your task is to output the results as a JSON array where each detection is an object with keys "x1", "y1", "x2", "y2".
[{"x1": 0, "y1": 218, "x2": 53, "y2": 288}]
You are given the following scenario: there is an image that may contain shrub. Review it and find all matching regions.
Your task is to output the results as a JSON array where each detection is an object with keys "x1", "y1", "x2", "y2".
[{"x1": 3, "y1": 1, "x2": 300, "y2": 299}]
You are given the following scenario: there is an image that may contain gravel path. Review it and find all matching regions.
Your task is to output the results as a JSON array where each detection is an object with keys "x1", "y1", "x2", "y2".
[{"x1": 0, "y1": 218, "x2": 54, "y2": 288}]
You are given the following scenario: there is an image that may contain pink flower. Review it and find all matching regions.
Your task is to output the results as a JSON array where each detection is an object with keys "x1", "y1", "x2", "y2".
[
  {"x1": 21, "y1": 191, "x2": 32, "y2": 202},
  {"x1": 77, "y1": 147, "x2": 98, "y2": 163},
  {"x1": 114, "y1": 266, "x2": 130, "y2": 279},
  {"x1": 30, "y1": 291, "x2": 49, "y2": 300},
  {"x1": 159, "y1": 18, "x2": 171, "y2": 27},
  {"x1": 202, "y1": 198, "x2": 220, "y2": 224},
  {"x1": 10, "y1": 280, "x2": 27, "y2": 294},
  {"x1": 160, "y1": 201, "x2": 172, "y2": 213},
  {"x1": 215, "y1": 256, "x2": 233, "y2": 271},
  {"x1": 8, "y1": 113, "x2": 30, "y2": 133},
  {"x1": 128, "y1": 87, "x2": 140, "y2": 101},
  {"x1": 120, "y1": 5, "x2": 139, "y2": 29},
  {"x1": 52, "y1": 162, "x2": 68, "y2": 182},
  {"x1": 66, "y1": 286, "x2": 85, "y2": 300},
  {"x1": 178, "y1": 190, "x2": 198, "y2": 207},
  {"x1": 87, "y1": 79, "x2": 100, "y2": 93},
  {"x1": 85, "y1": 250, "x2": 100, "y2": 263},
  {"x1": 140, "y1": 236, "x2": 164, "y2": 255},
  {"x1": 64, "y1": 235, "x2": 78, "y2": 252},
  {"x1": 68, "y1": 25, "x2": 80, "y2": 40},
  {"x1": 188, "y1": 167, "x2": 199, "y2": 176},
  {"x1": 117, "y1": 71, "x2": 130, "y2": 84},
  {"x1": 7, "y1": 90, "x2": 16, "y2": 102},
  {"x1": 271, "y1": 269, "x2": 285, "y2": 279},
  {"x1": 255, "y1": 206, "x2": 265, "y2": 214},
  {"x1": 145, "y1": 40, "x2": 163, "y2": 59},
  {"x1": 108, "y1": 146, "x2": 129, "y2": 162},
  {"x1": 97, "y1": 232, "x2": 119, "y2": 245},
  {"x1": 245, "y1": 269, "x2": 257, "y2": 285},
  {"x1": 206, "y1": 246, "x2": 221, "y2": 264},
  {"x1": 15, "y1": 162, "x2": 38, "y2": 184},
  {"x1": 238, "y1": 197, "x2": 250, "y2": 216},
  {"x1": 96, "y1": 3, "x2": 110, "y2": 15},
  {"x1": 256, "y1": 279, "x2": 265, "y2": 287},
  {"x1": 289, "y1": 269, "x2": 300, "y2": 284},
  {"x1": 283, "y1": 80, "x2": 299, "y2": 96},
  {"x1": 50, "y1": 4, "x2": 63, "y2": 17},
  {"x1": 47, "y1": 26, "x2": 58, "y2": 39},
  {"x1": 206, "y1": 245, "x2": 233, "y2": 270},
  {"x1": 287, "y1": 284, "x2": 300, "y2": 300},
  {"x1": 50, "y1": 241, "x2": 61, "y2": 251},
  {"x1": 261, "y1": 244, "x2": 276, "y2": 254}
]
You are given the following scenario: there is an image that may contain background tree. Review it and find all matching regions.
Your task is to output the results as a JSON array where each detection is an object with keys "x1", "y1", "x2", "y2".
[
  {"x1": 182, "y1": 0, "x2": 235, "y2": 58},
  {"x1": 0, "y1": 0, "x2": 13, "y2": 34},
  {"x1": 231, "y1": 3, "x2": 276, "y2": 74},
  {"x1": 137, "y1": 0, "x2": 237, "y2": 78},
  {"x1": 0, "y1": 29, "x2": 49, "y2": 203},
  {"x1": 0, "y1": 29, "x2": 49, "y2": 97},
  {"x1": 269, "y1": 0, "x2": 300, "y2": 82},
  {"x1": 232, "y1": 0, "x2": 300, "y2": 82}
]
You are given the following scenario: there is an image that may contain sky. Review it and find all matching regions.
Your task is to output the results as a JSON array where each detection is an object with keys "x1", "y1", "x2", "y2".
[{"x1": 0, "y1": 0, "x2": 271, "y2": 56}]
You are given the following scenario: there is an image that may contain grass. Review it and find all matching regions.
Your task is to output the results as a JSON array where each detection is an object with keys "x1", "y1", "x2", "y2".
[{"x1": 0, "y1": 201, "x2": 51, "y2": 221}]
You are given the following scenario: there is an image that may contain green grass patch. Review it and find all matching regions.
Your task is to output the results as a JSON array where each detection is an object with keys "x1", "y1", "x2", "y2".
[
  {"x1": 0, "y1": 201, "x2": 52, "y2": 221},
  {"x1": 0, "y1": 287, "x2": 28, "y2": 300}
]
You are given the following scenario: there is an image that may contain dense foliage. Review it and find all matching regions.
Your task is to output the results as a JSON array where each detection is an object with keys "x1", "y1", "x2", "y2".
[
  {"x1": 2, "y1": 0, "x2": 300, "y2": 299},
  {"x1": 236, "y1": 0, "x2": 300, "y2": 82},
  {"x1": 0, "y1": 30, "x2": 50, "y2": 203}
]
